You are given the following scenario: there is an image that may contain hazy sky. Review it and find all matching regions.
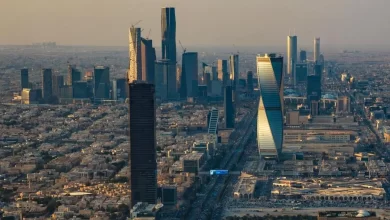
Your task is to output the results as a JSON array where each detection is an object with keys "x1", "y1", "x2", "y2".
[{"x1": 1, "y1": 0, "x2": 390, "y2": 48}]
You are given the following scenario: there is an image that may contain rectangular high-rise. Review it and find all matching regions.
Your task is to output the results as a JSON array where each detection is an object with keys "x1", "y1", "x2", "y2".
[
  {"x1": 21, "y1": 68, "x2": 29, "y2": 89},
  {"x1": 155, "y1": 60, "x2": 177, "y2": 101},
  {"x1": 314, "y1": 38, "x2": 320, "y2": 63},
  {"x1": 141, "y1": 38, "x2": 156, "y2": 84},
  {"x1": 217, "y1": 59, "x2": 229, "y2": 87},
  {"x1": 182, "y1": 52, "x2": 198, "y2": 98},
  {"x1": 129, "y1": 27, "x2": 142, "y2": 83},
  {"x1": 52, "y1": 74, "x2": 64, "y2": 98},
  {"x1": 94, "y1": 66, "x2": 110, "y2": 99},
  {"x1": 229, "y1": 54, "x2": 239, "y2": 104},
  {"x1": 67, "y1": 65, "x2": 81, "y2": 86},
  {"x1": 300, "y1": 50, "x2": 307, "y2": 62},
  {"x1": 295, "y1": 63, "x2": 308, "y2": 86},
  {"x1": 224, "y1": 85, "x2": 234, "y2": 128},
  {"x1": 247, "y1": 71, "x2": 254, "y2": 94},
  {"x1": 287, "y1": 36, "x2": 298, "y2": 75},
  {"x1": 307, "y1": 75, "x2": 321, "y2": 104},
  {"x1": 42, "y1": 68, "x2": 53, "y2": 103},
  {"x1": 129, "y1": 82, "x2": 157, "y2": 208},
  {"x1": 161, "y1": 7, "x2": 176, "y2": 63}
]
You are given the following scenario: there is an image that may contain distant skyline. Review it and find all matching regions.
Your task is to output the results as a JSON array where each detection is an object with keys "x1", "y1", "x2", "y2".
[{"x1": 2, "y1": 0, "x2": 390, "y2": 49}]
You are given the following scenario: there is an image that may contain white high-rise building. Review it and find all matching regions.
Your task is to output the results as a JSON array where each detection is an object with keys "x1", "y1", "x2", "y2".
[
  {"x1": 128, "y1": 27, "x2": 142, "y2": 83},
  {"x1": 287, "y1": 35, "x2": 297, "y2": 76},
  {"x1": 314, "y1": 37, "x2": 320, "y2": 63}
]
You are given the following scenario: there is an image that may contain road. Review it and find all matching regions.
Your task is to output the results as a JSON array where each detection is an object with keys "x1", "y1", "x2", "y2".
[{"x1": 186, "y1": 110, "x2": 257, "y2": 220}]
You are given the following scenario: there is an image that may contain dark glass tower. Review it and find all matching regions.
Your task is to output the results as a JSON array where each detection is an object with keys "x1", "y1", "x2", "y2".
[
  {"x1": 94, "y1": 66, "x2": 110, "y2": 99},
  {"x1": 161, "y1": 7, "x2": 176, "y2": 63},
  {"x1": 295, "y1": 63, "x2": 308, "y2": 86},
  {"x1": 247, "y1": 71, "x2": 254, "y2": 94},
  {"x1": 129, "y1": 82, "x2": 157, "y2": 208},
  {"x1": 52, "y1": 74, "x2": 64, "y2": 98},
  {"x1": 42, "y1": 68, "x2": 53, "y2": 103},
  {"x1": 300, "y1": 50, "x2": 307, "y2": 62},
  {"x1": 67, "y1": 65, "x2": 81, "y2": 86},
  {"x1": 181, "y1": 52, "x2": 198, "y2": 98},
  {"x1": 21, "y1": 68, "x2": 29, "y2": 89},
  {"x1": 307, "y1": 75, "x2": 321, "y2": 104},
  {"x1": 141, "y1": 38, "x2": 156, "y2": 84},
  {"x1": 224, "y1": 85, "x2": 234, "y2": 128}
]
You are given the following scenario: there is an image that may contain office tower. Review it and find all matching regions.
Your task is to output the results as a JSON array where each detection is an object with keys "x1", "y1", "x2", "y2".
[
  {"x1": 203, "y1": 62, "x2": 217, "y2": 81},
  {"x1": 155, "y1": 60, "x2": 176, "y2": 101},
  {"x1": 300, "y1": 50, "x2": 307, "y2": 62},
  {"x1": 21, "y1": 68, "x2": 29, "y2": 89},
  {"x1": 111, "y1": 80, "x2": 117, "y2": 100},
  {"x1": 94, "y1": 66, "x2": 110, "y2": 99},
  {"x1": 287, "y1": 35, "x2": 298, "y2": 75},
  {"x1": 129, "y1": 82, "x2": 157, "y2": 208},
  {"x1": 295, "y1": 63, "x2": 308, "y2": 86},
  {"x1": 42, "y1": 68, "x2": 53, "y2": 103},
  {"x1": 256, "y1": 54, "x2": 284, "y2": 159},
  {"x1": 229, "y1": 54, "x2": 239, "y2": 103},
  {"x1": 161, "y1": 7, "x2": 176, "y2": 63},
  {"x1": 141, "y1": 38, "x2": 156, "y2": 83},
  {"x1": 115, "y1": 78, "x2": 127, "y2": 100},
  {"x1": 314, "y1": 38, "x2": 320, "y2": 63},
  {"x1": 67, "y1": 65, "x2": 81, "y2": 86},
  {"x1": 52, "y1": 74, "x2": 64, "y2": 98},
  {"x1": 247, "y1": 71, "x2": 254, "y2": 94},
  {"x1": 72, "y1": 81, "x2": 88, "y2": 98},
  {"x1": 21, "y1": 88, "x2": 41, "y2": 104},
  {"x1": 217, "y1": 59, "x2": 229, "y2": 87},
  {"x1": 310, "y1": 100, "x2": 319, "y2": 116},
  {"x1": 307, "y1": 75, "x2": 321, "y2": 104},
  {"x1": 314, "y1": 63, "x2": 322, "y2": 76},
  {"x1": 224, "y1": 85, "x2": 234, "y2": 128},
  {"x1": 337, "y1": 96, "x2": 351, "y2": 113},
  {"x1": 129, "y1": 27, "x2": 142, "y2": 83},
  {"x1": 181, "y1": 52, "x2": 198, "y2": 98}
]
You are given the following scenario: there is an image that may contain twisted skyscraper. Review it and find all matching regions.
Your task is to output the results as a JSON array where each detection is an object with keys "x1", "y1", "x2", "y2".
[
  {"x1": 256, "y1": 54, "x2": 284, "y2": 159},
  {"x1": 161, "y1": 7, "x2": 176, "y2": 63}
]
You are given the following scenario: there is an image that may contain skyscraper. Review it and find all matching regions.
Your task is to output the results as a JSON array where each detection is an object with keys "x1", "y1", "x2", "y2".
[
  {"x1": 256, "y1": 54, "x2": 284, "y2": 159},
  {"x1": 42, "y1": 68, "x2": 53, "y2": 103},
  {"x1": 307, "y1": 75, "x2": 321, "y2": 104},
  {"x1": 314, "y1": 38, "x2": 320, "y2": 63},
  {"x1": 181, "y1": 52, "x2": 198, "y2": 98},
  {"x1": 295, "y1": 63, "x2": 308, "y2": 86},
  {"x1": 224, "y1": 85, "x2": 234, "y2": 128},
  {"x1": 129, "y1": 82, "x2": 157, "y2": 208},
  {"x1": 21, "y1": 68, "x2": 29, "y2": 89},
  {"x1": 129, "y1": 27, "x2": 142, "y2": 83},
  {"x1": 155, "y1": 60, "x2": 177, "y2": 101},
  {"x1": 300, "y1": 50, "x2": 307, "y2": 62},
  {"x1": 161, "y1": 7, "x2": 176, "y2": 63},
  {"x1": 229, "y1": 54, "x2": 239, "y2": 103},
  {"x1": 67, "y1": 65, "x2": 81, "y2": 86},
  {"x1": 217, "y1": 59, "x2": 228, "y2": 87},
  {"x1": 94, "y1": 66, "x2": 110, "y2": 99},
  {"x1": 247, "y1": 71, "x2": 254, "y2": 94},
  {"x1": 52, "y1": 74, "x2": 64, "y2": 98},
  {"x1": 141, "y1": 38, "x2": 156, "y2": 83},
  {"x1": 287, "y1": 36, "x2": 298, "y2": 75}
]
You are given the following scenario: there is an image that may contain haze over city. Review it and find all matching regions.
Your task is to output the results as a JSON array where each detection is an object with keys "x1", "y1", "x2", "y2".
[{"x1": 2, "y1": 0, "x2": 390, "y2": 50}]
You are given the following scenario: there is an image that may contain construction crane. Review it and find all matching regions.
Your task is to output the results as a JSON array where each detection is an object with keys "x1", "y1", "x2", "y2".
[
  {"x1": 179, "y1": 40, "x2": 186, "y2": 54},
  {"x1": 132, "y1": 20, "x2": 142, "y2": 27},
  {"x1": 146, "y1": 29, "x2": 151, "y2": 39}
]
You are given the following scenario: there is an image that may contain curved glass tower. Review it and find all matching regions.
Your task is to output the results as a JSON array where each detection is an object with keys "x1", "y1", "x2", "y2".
[{"x1": 256, "y1": 54, "x2": 284, "y2": 159}]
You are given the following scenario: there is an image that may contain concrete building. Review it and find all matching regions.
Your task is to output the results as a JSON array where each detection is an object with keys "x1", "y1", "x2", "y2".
[
  {"x1": 286, "y1": 111, "x2": 300, "y2": 126},
  {"x1": 337, "y1": 96, "x2": 351, "y2": 114},
  {"x1": 287, "y1": 35, "x2": 297, "y2": 76},
  {"x1": 256, "y1": 54, "x2": 284, "y2": 159},
  {"x1": 182, "y1": 152, "x2": 206, "y2": 174},
  {"x1": 314, "y1": 37, "x2": 320, "y2": 63}
]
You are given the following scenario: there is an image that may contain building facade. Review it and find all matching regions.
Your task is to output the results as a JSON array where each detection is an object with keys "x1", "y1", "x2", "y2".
[
  {"x1": 94, "y1": 66, "x2": 110, "y2": 99},
  {"x1": 287, "y1": 35, "x2": 297, "y2": 76},
  {"x1": 161, "y1": 7, "x2": 176, "y2": 63},
  {"x1": 314, "y1": 37, "x2": 320, "y2": 63},
  {"x1": 42, "y1": 68, "x2": 53, "y2": 103},
  {"x1": 224, "y1": 85, "x2": 234, "y2": 128},
  {"x1": 128, "y1": 82, "x2": 157, "y2": 208},
  {"x1": 141, "y1": 38, "x2": 156, "y2": 83},
  {"x1": 155, "y1": 60, "x2": 177, "y2": 101},
  {"x1": 129, "y1": 27, "x2": 142, "y2": 83},
  {"x1": 182, "y1": 52, "x2": 198, "y2": 98},
  {"x1": 256, "y1": 54, "x2": 284, "y2": 159},
  {"x1": 21, "y1": 68, "x2": 29, "y2": 89}
]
